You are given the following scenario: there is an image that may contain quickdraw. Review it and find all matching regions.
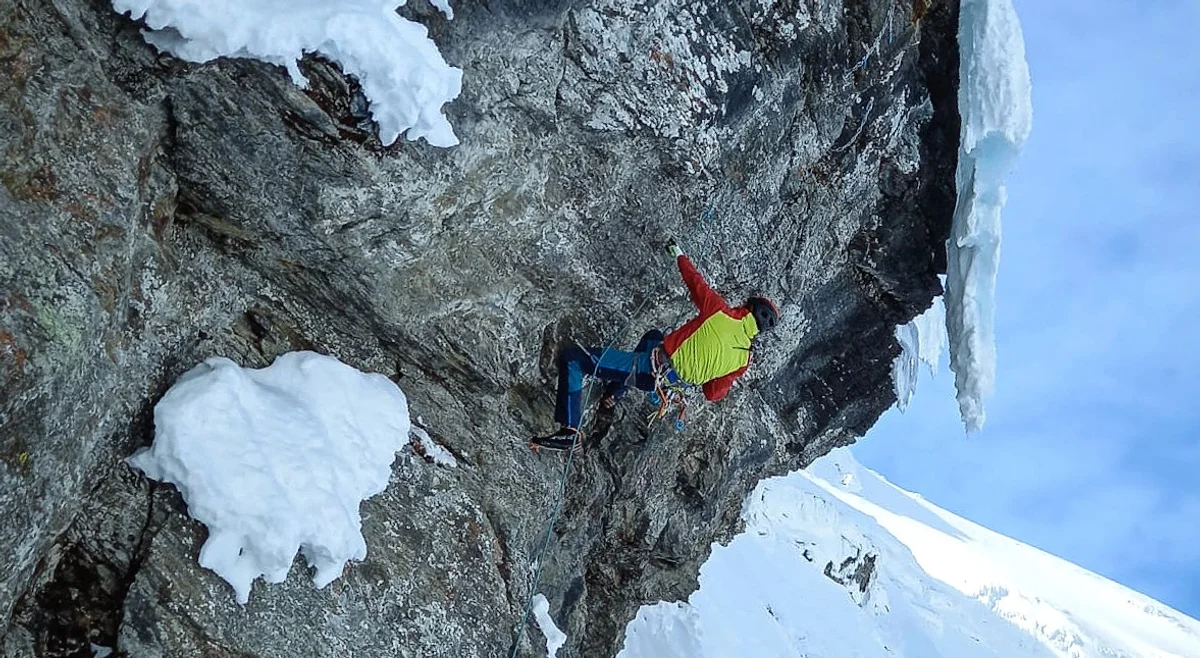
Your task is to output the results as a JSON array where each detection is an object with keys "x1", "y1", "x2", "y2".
[{"x1": 648, "y1": 347, "x2": 691, "y2": 432}]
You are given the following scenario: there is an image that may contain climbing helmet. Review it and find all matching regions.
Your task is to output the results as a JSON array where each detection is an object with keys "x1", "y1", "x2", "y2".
[{"x1": 747, "y1": 296, "x2": 779, "y2": 332}]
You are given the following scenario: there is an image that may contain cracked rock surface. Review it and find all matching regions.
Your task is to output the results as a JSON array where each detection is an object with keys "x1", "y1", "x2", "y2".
[{"x1": 1, "y1": 0, "x2": 959, "y2": 655}]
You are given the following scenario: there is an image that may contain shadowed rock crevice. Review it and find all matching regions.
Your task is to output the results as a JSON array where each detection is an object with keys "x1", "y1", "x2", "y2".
[
  {"x1": 2, "y1": 0, "x2": 962, "y2": 656},
  {"x1": 6, "y1": 470, "x2": 170, "y2": 658}
]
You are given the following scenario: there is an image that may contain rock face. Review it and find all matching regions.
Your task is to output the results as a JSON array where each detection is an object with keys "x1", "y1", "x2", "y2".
[{"x1": 0, "y1": 0, "x2": 959, "y2": 656}]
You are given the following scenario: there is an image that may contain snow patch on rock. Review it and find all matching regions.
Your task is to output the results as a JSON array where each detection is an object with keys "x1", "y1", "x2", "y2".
[
  {"x1": 111, "y1": 0, "x2": 463, "y2": 146},
  {"x1": 128, "y1": 351, "x2": 410, "y2": 603},
  {"x1": 410, "y1": 425, "x2": 457, "y2": 467},
  {"x1": 532, "y1": 594, "x2": 567, "y2": 658}
]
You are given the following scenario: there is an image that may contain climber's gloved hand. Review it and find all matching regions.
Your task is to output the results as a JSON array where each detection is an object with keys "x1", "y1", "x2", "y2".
[{"x1": 666, "y1": 238, "x2": 684, "y2": 259}]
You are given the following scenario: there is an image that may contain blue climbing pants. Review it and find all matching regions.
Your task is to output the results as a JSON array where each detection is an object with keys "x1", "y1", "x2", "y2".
[{"x1": 555, "y1": 330, "x2": 664, "y2": 429}]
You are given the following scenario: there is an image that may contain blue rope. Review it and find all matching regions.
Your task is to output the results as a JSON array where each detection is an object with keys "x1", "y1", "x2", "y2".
[{"x1": 507, "y1": 203, "x2": 716, "y2": 657}]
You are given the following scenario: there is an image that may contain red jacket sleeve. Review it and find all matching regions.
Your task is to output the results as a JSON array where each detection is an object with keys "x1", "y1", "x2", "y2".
[
  {"x1": 702, "y1": 364, "x2": 747, "y2": 402},
  {"x1": 677, "y1": 255, "x2": 727, "y2": 315}
]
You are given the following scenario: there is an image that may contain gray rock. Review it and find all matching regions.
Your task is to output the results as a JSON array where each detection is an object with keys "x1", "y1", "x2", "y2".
[{"x1": 0, "y1": 0, "x2": 960, "y2": 655}]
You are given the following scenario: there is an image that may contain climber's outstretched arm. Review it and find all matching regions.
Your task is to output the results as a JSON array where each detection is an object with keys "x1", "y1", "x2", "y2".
[{"x1": 670, "y1": 244, "x2": 727, "y2": 314}]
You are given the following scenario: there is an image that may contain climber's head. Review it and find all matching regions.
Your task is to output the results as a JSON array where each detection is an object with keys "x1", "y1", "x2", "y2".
[{"x1": 746, "y1": 296, "x2": 779, "y2": 333}]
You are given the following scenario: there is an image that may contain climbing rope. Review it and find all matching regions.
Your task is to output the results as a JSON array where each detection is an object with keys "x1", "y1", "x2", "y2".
[{"x1": 507, "y1": 203, "x2": 716, "y2": 657}]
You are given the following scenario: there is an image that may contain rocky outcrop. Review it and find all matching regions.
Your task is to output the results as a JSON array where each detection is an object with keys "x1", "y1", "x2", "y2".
[{"x1": 0, "y1": 0, "x2": 958, "y2": 656}]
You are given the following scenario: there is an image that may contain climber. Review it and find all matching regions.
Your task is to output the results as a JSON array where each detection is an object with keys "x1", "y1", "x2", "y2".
[{"x1": 531, "y1": 240, "x2": 779, "y2": 452}]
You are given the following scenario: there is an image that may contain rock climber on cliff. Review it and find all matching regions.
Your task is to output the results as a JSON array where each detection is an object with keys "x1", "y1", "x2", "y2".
[{"x1": 531, "y1": 240, "x2": 779, "y2": 452}]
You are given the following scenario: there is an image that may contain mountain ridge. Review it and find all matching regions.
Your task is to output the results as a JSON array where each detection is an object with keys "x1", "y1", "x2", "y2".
[
  {"x1": 621, "y1": 448, "x2": 1200, "y2": 658},
  {"x1": 812, "y1": 451, "x2": 1200, "y2": 658}
]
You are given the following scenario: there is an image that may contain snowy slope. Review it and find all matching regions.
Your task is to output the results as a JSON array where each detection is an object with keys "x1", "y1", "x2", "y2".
[{"x1": 621, "y1": 449, "x2": 1200, "y2": 658}]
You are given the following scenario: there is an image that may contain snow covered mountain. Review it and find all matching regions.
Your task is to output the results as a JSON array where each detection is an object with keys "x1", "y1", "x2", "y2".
[{"x1": 620, "y1": 449, "x2": 1200, "y2": 658}]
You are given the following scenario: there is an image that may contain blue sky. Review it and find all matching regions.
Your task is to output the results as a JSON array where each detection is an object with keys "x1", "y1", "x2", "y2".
[{"x1": 854, "y1": 0, "x2": 1200, "y2": 618}]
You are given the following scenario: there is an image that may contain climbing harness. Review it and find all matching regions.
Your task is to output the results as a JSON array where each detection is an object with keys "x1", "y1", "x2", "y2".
[{"x1": 647, "y1": 346, "x2": 692, "y2": 432}]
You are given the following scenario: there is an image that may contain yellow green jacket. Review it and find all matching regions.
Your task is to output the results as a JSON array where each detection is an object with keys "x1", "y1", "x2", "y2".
[{"x1": 663, "y1": 256, "x2": 759, "y2": 401}]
